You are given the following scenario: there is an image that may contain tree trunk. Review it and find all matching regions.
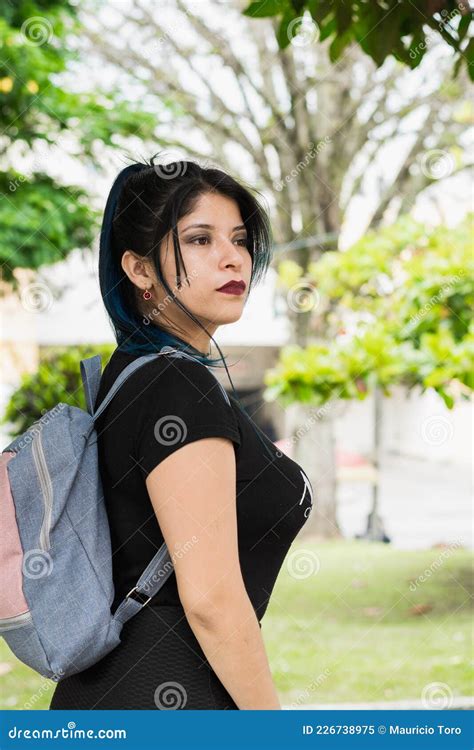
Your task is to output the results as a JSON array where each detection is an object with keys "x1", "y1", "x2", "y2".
[{"x1": 286, "y1": 402, "x2": 343, "y2": 540}]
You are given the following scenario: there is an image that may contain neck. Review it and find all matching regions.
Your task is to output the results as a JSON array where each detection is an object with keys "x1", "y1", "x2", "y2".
[{"x1": 178, "y1": 326, "x2": 216, "y2": 357}]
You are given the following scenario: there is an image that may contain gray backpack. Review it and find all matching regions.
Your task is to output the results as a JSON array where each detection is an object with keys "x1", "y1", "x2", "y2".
[{"x1": 0, "y1": 345, "x2": 207, "y2": 682}]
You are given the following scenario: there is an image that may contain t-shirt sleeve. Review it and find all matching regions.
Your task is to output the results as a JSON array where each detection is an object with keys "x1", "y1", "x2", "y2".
[{"x1": 134, "y1": 357, "x2": 241, "y2": 478}]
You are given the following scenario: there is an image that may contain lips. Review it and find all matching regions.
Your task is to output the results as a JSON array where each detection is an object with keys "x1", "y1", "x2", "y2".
[{"x1": 216, "y1": 280, "x2": 246, "y2": 295}]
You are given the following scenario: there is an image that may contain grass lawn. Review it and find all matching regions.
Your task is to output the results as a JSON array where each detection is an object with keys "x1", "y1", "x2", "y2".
[
  {"x1": 0, "y1": 540, "x2": 472, "y2": 709},
  {"x1": 262, "y1": 539, "x2": 473, "y2": 707}
]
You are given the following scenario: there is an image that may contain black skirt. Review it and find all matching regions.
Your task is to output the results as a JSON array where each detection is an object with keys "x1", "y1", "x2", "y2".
[{"x1": 49, "y1": 605, "x2": 238, "y2": 710}]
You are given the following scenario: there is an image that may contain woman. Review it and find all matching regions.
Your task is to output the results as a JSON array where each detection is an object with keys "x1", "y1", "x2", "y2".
[{"x1": 49, "y1": 156, "x2": 313, "y2": 711}]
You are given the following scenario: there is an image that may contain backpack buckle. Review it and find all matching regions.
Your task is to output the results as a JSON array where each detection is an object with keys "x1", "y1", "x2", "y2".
[{"x1": 125, "y1": 586, "x2": 151, "y2": 607}]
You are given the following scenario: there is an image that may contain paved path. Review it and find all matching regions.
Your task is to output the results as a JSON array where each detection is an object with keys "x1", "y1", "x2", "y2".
[
  {"x1": 337, "y1": 454, "x2": 472, "y2": 550},
  {"x1": 285, "y1": 696, "x2": 474, "y2": 710}
]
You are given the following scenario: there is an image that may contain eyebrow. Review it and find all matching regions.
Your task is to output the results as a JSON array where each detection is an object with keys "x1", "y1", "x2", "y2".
[{"x1": 181, "y1": 223, "x2": 247, "y2": 232}]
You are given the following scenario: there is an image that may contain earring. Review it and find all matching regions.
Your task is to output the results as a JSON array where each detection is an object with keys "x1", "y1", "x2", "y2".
[{"x1": 143, "y1": 288, "x2": 152, "y2": 300}]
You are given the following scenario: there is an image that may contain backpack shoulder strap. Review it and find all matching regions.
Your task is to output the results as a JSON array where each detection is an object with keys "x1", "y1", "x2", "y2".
[
  {"x1": 80, "y1": 355, "x2": 103, "y2": 416},
  {"x1": 84, "y1": 346, "x2": 191, "y2": 421},
  {"x1": 105, "y1": 348, "x2": 233, "y2": 624},
  {"x1": 112, "y1": 542, "x2": 174, "y2": 626},
  {"x1": 90, "y1": 352, "x2": 162, "y2": 421}
]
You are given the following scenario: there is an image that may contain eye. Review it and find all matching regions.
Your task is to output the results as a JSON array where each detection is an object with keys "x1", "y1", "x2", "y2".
[
  {"x1": 235, "y1": 236, "x2": 248, "y2": 247},
  {"x1": 188, "y1": 235, "x2": 209, "y2": 245}
]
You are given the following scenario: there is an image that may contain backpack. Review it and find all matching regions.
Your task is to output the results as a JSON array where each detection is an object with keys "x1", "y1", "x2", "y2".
[{"x1": 0, "y1": 345, "x2": 220, "y2": 682}]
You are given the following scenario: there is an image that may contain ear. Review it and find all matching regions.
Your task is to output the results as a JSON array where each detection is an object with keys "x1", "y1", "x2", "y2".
[{"x1": 121, "y1": 250, "x2": 154, "y2": 291}]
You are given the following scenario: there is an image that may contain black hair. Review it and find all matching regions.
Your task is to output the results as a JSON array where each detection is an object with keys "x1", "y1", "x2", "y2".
[
  {"x1": 98, "y1": 152, "x2": 276, "y2": 460},
  {"x1": 99, "y1": 153, "x2": 273, "y2": 370}
]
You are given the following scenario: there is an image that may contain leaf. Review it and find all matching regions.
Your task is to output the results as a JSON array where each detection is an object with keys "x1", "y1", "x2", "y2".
[
  {"x1": 458, "y1": 12, "x2": 472, "y2": 42},
  {"x1": 276, "y1": 5, "x2": 300, "y2": 48},
  {"x1": 329, "y1": 29, "x2": 353, "y2": 61},
  {"x1": 243, "y1": 0, "x2": 285, "y2": 18},
  {"x1": 307, "y1": 0, "x2": 333, "y2": 24},
  {"x1": 335, "y1": 2, "x2": 353, "y2": 34},
  {"x1": 318, "y1": 14, "x2": 337, "y2": 42},
  {"x1": 464, "y1": 38, "x2": 474, "y2": 81},
  {"x1": 409, "y1": 603, "x2": 433, "y2": 616}
]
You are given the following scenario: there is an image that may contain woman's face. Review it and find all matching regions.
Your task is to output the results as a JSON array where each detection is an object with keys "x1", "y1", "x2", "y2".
[{"x1": 154, "y1": 191, "x2": 253, "y2": 337}]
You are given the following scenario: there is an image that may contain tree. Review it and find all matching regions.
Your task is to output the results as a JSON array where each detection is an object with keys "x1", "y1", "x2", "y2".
[
  {"x1": 77, "y1": 1, "x2": 473, "y2": 329},
  {"x1": 77, "y1": 1, "x2": 472, "y2": 532},
  {"x1": 243, "y1": 0, "x2": 474, "y2": 79},
  {"x1": 268, "y1": 213, "x2": 473, "y2": 536},
  {"x1": 0, "y1": 0, "x2": 157, "y2": 288}
]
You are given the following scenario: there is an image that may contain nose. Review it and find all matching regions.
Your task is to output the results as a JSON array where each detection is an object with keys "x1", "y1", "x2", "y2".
[{"x1": 218, "y1": 236, "x2": 244, "y2": 269}]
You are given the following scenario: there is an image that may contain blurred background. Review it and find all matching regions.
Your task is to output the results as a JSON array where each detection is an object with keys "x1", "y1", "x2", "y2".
[{"x1": 0, "y1": 0, "x2": 472, "y2": 711}]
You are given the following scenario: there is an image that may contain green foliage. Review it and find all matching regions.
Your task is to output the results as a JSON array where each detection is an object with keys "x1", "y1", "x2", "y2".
[
  {"x1": 268, "y1": 213, "x2": 474, "y2": 408},
  {"x1": 1, "y1": 344, "x2": 114, "y2": 437},
  {"x1": 243, "y1": 0, "x2": 474, "y2": 79},
  {"x1": 0, "y1": 0, "x2": 157, "y2": 288},
  {"x1": 0, "y1": 172, "x2": 97, "y2": 282}
]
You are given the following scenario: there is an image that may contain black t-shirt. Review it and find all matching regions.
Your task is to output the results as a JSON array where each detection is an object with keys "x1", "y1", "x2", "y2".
[{"x1": 94, "y1": 347, "x2": 314, "y2": 622}]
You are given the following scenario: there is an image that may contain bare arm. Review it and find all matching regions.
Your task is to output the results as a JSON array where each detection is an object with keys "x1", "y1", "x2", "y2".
[{"x1": 145, "y1": 436, "x2": 281, "y2": 710}]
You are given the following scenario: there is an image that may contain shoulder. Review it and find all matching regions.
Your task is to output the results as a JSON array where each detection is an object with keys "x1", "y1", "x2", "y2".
[
  {"x1": 98, "y1": 349, "x2": 236, "y2": 423},
  {"x1": 127, "y1": 353, "x2": 241, "y2": 477}
]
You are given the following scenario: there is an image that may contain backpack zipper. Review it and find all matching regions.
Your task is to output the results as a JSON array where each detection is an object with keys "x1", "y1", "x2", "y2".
[
  {"x1": 0, "y1": 610, "x2": 32, "y2": 632},
  {"x1": 31, "y1": 430, "x2": 53, "y2": 552}
]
